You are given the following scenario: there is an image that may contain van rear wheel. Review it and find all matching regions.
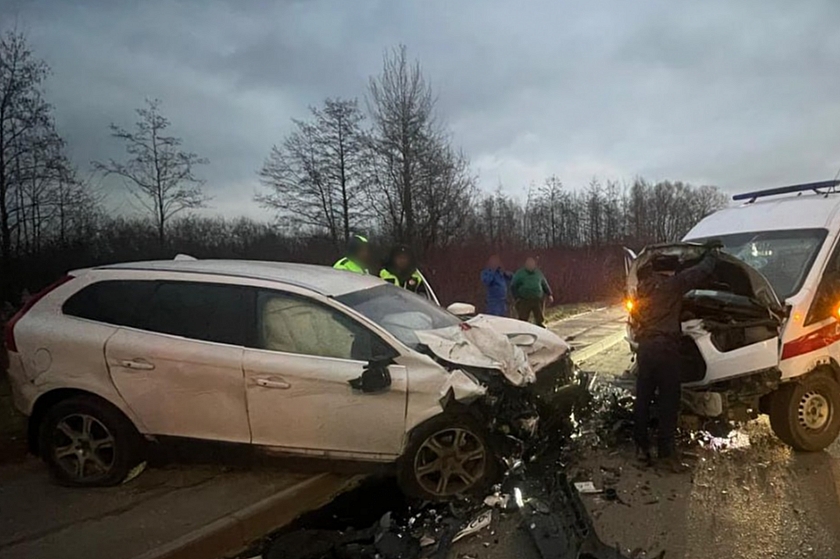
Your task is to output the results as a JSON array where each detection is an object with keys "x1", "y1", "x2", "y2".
[{"x1": 769, "y1": 372, "x2": 840, "y2": 452}]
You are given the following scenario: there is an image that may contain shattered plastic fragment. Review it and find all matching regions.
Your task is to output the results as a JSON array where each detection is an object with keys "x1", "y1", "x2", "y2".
[
  {"x1": 574, "y1": 481, "x2": 602, "y2": 495},
  {"x1": 697, "y1": 429, "x2": 751, "y2": 452},
  {"x1": 483, "y1": 493, "x2": 511, "y2": 509},
  {"x1": 452, "y1": 510, "x2": 493, "y2": 543},
  {"x1": 122, "y1": 461, "x2": 147, "y2": 484}
]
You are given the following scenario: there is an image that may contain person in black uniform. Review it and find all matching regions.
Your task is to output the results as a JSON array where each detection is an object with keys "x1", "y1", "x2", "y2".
[
  {"x1": 633, "y1": 246, "x2": 718, "y2": 470},
  {"x1": 380, "y1": 244, "x2": 429, "y2": 297}
]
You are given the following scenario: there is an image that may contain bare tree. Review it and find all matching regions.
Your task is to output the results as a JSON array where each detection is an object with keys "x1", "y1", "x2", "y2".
[
  {"x1": 257, "y1": 98, "x2": 366, "y2": 248},
  {"x1": 94, "y1": 99, "x2": 208, "y2": 247},
  {"x1": 366, "y1": 45, "x2": 476, "y2": 252},
  {"x1": 0, "y1": 30, "x2": 56, "y2": 299}
]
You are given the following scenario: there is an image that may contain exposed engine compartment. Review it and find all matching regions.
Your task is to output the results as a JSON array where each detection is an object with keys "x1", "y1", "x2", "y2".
[{"x1": 682, "y1": 290, "x2": 779, "y2": 353}]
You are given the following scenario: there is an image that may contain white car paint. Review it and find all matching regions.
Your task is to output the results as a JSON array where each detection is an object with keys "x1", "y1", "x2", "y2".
[{"x1": 6, "y1": 260, "x2": 571, "y2": 464}]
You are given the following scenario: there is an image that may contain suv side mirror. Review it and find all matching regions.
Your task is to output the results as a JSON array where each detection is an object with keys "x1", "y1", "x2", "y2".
[
  {"x1": 447, "y1": 302, "x2": 476, "y2": 318},
  {"x1": 349, "y1": 359, "x2": 392, "y2": 393}
]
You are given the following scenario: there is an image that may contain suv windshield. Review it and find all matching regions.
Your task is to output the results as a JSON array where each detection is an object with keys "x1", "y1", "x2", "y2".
[
  {"x1": 690, "y1": 228, "x2": 827, "y2": 299},
  {"x1": 336, "y1": 284, "x2": 461, "y2": 347}
]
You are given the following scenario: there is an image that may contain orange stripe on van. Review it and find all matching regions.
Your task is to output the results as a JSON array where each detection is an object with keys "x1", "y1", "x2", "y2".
[{"x1": 781, "y1": 321, "x2": 840, "y2": 361}]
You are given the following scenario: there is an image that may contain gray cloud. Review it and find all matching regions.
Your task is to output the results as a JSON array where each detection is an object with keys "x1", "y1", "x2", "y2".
[{"x1": 7, "y1": 0, "x2": 840, "y2": 218}]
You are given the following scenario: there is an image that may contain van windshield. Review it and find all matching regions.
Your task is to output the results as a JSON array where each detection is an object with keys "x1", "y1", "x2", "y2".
[{"x1": 689, "y1": 228, "x2": 827, "y2": 299}]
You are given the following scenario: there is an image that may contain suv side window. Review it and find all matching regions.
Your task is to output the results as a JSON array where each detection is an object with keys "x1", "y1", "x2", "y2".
[
  {"x1": 807, "y1": 240, "x2": 840, "y2": 325},
  {"x1": 63, "y1": 280, "x2": 156, "y2": 328},
  {"x1": 255, "y1": 290, "x2": 389, "y2": 361},
  {"x1": 147, "y1": 282, "x2": 253, "y2": 346}
]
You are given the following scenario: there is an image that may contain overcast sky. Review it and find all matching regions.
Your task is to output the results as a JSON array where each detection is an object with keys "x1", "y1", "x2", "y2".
[{"x1": 6, "y1": 0, "x2": 840, "y2": 218}]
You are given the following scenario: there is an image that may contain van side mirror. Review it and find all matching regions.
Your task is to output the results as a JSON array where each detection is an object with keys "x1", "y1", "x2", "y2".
[
  {"x1": 808, "y1": 271, "x2": 840, "y2": 324},
  {"x1": 349, "y1": 359, "x2": 392, "y2": 393}
]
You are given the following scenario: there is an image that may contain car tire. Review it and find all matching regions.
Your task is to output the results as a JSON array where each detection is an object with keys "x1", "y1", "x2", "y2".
[
  {"x1": 769, "y1": 372, "x2": 840, "y2": 452},
  {"x1": 397, "y1": 413, "x2": 499, "y2": 501},
  {"x1": 39, "y1": 395, "x2": 145, "y2": 487}
]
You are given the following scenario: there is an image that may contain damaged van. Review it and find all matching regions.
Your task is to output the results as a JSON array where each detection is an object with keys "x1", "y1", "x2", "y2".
[
  {"x1": 4, "y1": 260, "x2": 573, "y2": 500},
  {"x1": 626, "y1": 181, "x2": 840, "y2": 451}
]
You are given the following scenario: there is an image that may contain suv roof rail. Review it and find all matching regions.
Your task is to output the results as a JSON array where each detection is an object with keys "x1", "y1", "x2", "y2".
[{"x1": 733, "y1": 180, "x2": 840, "y2": 202}]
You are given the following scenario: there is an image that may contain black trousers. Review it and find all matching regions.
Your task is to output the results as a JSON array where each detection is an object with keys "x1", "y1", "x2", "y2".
[
  {"x1": 515, "y1": 298, "x2": 545, "y2": 327},
  {"x1": 633, "y1": 337, "x2": 683, "y2": 457}
]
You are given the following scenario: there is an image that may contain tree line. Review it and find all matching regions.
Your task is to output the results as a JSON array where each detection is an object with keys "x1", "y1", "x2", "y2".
[{"x1": 0, "y1": 30, "x2": 728, "y2": 307}]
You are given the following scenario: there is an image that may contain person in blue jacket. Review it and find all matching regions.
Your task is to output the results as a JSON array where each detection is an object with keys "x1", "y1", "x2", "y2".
[{"x1": 480, "y1": 255, "x2": 512, "y2": 316}]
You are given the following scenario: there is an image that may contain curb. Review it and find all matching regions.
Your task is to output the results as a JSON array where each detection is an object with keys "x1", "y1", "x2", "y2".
[
  {"x1": 569, "y1": 330, "x2": 626, "y2": 364},
  {"x1": 131, "y1": 473, "x2": 363, "y2": 559}
]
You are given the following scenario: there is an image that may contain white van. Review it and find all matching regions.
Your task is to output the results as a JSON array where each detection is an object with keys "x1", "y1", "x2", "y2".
[{"x1": 626, "y1": 181, "x2": 840, "y2": 451}]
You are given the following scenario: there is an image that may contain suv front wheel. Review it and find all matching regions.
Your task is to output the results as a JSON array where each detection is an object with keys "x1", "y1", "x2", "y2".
[
  {"x1": 397, "y1": 413, "x2": 498, "y2": 501},
  {"x1": 39, "y1": 395, "x2": 145, "y2": 486},
  {"x1": 769, "y1": 372, "x2": 840, "y2": 452}
]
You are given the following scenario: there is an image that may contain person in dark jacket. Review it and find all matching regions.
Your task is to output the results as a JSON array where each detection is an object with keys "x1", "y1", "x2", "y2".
[
  {"x1": 511, "y1": 257, "x2": 554, "y2": 327},
  {"x1": 380, "y1": 244, "x2": 428, "y2": 296},
  {"x1": 632, "y1": 248, "x2": 717, "y2": 470},
  {"x1": 480, "y1": 255, "x2": 512, "y2": 316}
]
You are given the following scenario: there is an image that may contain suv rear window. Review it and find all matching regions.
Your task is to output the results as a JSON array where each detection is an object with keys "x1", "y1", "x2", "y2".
[
  {"x1": 63, "y1": 280, "x2": 156, "y2": 329},
  {"x1": 63, "y1": 279, "x2": 253, "y2": 346}
]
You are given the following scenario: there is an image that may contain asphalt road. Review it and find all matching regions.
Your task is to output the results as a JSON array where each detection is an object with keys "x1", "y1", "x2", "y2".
[{"x1": 575, "y1": 343, "x2": 840, "y2": 559}]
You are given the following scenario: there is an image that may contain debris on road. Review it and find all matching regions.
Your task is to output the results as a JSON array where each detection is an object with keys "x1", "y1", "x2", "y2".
[
  {"x1": 523, "y1": 474, "x2": 630, "y2": 559},
  {"x1": 451, "y1": 509, "x2": 493, "y2": 543},
  {"x1": 574, "y1": 481, "x2": 602, "y2": 495},
  {"x1": 695, "y1": 429, "x2": 751, "y2": 452}
]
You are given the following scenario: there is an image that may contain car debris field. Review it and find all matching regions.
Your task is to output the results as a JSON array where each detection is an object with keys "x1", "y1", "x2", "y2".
[{"x1": 234, "y1": 309, "x2": 840, "y2": 559}]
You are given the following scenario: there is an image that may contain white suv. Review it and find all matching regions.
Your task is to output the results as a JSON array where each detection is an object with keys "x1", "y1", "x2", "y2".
[
  {"x1": 4, "y1": 260, "x2": 571, "y2": 499},
  {"x1": 627, "y1": 181, "x2": 840, "y2": 451}
]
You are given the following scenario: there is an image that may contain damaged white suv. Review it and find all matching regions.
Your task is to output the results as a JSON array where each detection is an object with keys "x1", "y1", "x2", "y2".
[
  {"x1": 4, "y1": 260, "x2": 572, "y2": 499},
  {"x1": 627, "y1": 181, "x2": 840, "y2": 451}
]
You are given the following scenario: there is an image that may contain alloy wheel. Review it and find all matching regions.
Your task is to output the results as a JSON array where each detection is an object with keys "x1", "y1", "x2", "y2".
[
  {"x1": 414, "y1": 427, "x2": 486, "y2": 497},
  {"x1": 51, "y1": 414, "x2": 116, "y2": 481}
]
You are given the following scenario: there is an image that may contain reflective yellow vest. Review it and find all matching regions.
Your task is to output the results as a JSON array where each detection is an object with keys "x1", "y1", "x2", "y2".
[
  {"x1": 333, "y1": 257, "x2": 367, "y2": 274},
  {"x1": 380, "y1": 269, "x2": 423, "y2": 292}
]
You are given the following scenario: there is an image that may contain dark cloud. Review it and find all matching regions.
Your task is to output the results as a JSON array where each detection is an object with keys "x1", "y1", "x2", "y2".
[{"x1": 6, "y1": 0, "x2": 840, "y2": 217}]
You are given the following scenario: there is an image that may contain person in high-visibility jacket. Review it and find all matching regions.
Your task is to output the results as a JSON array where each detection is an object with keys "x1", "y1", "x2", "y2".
[
  {"x1": 333, "y1": 235, "x2": 371, "y2": 274},
  {"x1": 379, "y1": 244, "x2": 427, "y2": 296}
]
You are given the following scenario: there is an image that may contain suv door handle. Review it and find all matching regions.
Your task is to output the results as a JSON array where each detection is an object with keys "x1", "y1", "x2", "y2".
[
  {"x1": 255, "y1": 378, "x2": 291, "y2": 389},
  {"x1": 119, "y1": 359, "x2": 155, "y2": 371}
]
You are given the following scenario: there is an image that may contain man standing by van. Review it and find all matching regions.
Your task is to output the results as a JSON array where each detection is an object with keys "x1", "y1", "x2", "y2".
[
  {"x1": 633, "y1": 247, "x2": 717, "y2": 470},
  {"x1": 511, "y1": 257, "x2": 553, "y2": 326}
]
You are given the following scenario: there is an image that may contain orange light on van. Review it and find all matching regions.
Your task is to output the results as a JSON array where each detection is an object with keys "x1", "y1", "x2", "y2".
[
  {"x1": 836, "y1": 304, "x2": 840, "y2": 319},
  {"x1": 624, "y1": 299, "x2": 635, "y2": 313}
]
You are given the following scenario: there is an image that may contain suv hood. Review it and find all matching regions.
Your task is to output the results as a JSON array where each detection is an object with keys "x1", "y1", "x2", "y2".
[
  {"x1": 415, "y1": 315, "x2": 571, "y2": 386},
  {"x1": 627, "y1": 243, "x2": 783, "y2": 313}
]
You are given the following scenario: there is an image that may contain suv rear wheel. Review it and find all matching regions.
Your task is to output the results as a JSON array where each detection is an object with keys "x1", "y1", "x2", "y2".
[
  {"x1": 397, "y1": 413, "x2": 498, "y2": 501},
  {"x1": 769, "y1": 372, "x2": 840, "y2": 452},
  {"x1": 39, "y1": 395, "x2": 145, "y2": 486}
]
